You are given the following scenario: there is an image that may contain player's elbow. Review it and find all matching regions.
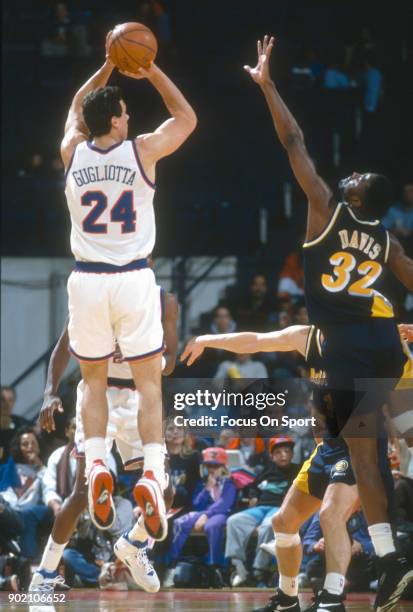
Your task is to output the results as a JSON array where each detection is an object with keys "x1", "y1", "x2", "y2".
[
  {"x1": 184, "y1": 108, "x2": 197, "y2": 133},
  {"x1": 284, "y1": 131, "x2": 304, "y2": 151}
]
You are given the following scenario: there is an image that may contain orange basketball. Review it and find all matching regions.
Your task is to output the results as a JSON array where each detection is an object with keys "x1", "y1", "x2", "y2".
[{"x1": 108, "y1": 22, "x2": 158, "y2": 72}]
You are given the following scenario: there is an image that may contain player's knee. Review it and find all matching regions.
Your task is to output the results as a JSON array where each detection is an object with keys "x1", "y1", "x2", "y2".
[
  {"x1": 319, "y1": 501, "x2": 342, "y2": 528},
  {"x1": 272, "y1": 509, "x2": 291, "y2": 533}
]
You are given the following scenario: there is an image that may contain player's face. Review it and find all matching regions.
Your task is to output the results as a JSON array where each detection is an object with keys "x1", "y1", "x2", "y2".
[
  {"x1": 338, "y1": 172, "x2": 374, "y2": 207},
  {"x1": 116, "y1": 100, "x2": 129, "y2": 139}
]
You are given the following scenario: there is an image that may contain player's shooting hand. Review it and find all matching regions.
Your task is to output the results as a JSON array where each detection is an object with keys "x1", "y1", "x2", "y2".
[
  {"x1": 118, "y1": 63, "x2": 157, "y2": 81},
  {"x1": 244, "y1": 35, "x2": 275, "y2": 86},
  {"x1": 180, "y1": 337, "x2": 205, "y2": 366},
  {"x1": 398, "y1": 323, "x2": 413, "y2": 342},
  {"x1": 39, "y1": 395, "x2": 64, "y2": 433},
  {"x1": 105, "y1": 31, "x2": 115, "y2": 67}
]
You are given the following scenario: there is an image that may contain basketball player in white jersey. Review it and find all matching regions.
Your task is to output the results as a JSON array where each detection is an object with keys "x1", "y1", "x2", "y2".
[
  {"x1": 61, "y1": 34, "x2": 196, "y2": 540},
  {"x1": 30, "y1": 287, "x2": 178, "y2": 593}
]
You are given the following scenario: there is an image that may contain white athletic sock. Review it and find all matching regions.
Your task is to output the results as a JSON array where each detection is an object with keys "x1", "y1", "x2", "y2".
[
  {"x1": 279, "y1": 574, "x2": 298, "y2": 597},
  {"x1": 143, "y1": 443, "x2": 166, "y2": 486},
  {"x1": 128, "y1": 514, "x2": 148, "y2": 543},
  {"x1": 324, "y1": 572, "x2": 345, "y2": 596},
  {"x1": 408, "y1": 446, "x2": 413, "y2": 456},
  {"x1": 368, "y1": 523, "x2": 396, "y2": 557},
  {"x1": 84, "y1": 437, "x2": 107, "y2": 476},
  {"x1": 39, "y1": 536, "x2": 68, "y2": 573}
]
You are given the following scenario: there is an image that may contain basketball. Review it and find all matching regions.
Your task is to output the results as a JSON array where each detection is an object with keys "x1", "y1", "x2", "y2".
[{"x1": 108, "y1": 23, "x2": 158, "y2": 72}]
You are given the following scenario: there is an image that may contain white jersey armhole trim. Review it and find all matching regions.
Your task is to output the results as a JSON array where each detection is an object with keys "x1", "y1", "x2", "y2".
[
  {"x1": 303, "y1": 203, "x2": 343, "y2": 248},
  {"x1": 305, "y1": 325, "x2": 315, "y2": 361},
  {"x1": 131, "y1": 140, "x2": 156, "y2": 190},
  {"x1": 64, "y1": 142, "x2": 79, "y2": 182},
  {"x1": 347, "y1": 206, "x2": 380, "y2": 226},
  {"x1": 384, "y1": 230, "x2": 390, "y2": 263}
]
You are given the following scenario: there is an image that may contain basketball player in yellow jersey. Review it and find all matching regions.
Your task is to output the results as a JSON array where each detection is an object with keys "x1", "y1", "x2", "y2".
[
  {"x1": 245, "y1": 36, "x2": 413, "y2": 611},
  {"x1": 60, "y1": 35, "x2": 196, "y2": 541}
]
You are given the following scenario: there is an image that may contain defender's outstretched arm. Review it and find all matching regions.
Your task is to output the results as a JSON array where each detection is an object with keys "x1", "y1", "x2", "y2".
[
  {"x1": 245, "y1": 36, "x2": 334, "y2": 241},
  {"x1": 181, "y1": 325, "x2": 310, "y2": 366}
]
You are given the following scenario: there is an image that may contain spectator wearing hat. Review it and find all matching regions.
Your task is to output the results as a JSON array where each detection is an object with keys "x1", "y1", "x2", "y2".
[
  {"x1": 163, "y1": 447, "x2": 237, "y2": 586},
  {"x1": 225, "y1": 437, "x2": 299, "y2": 587}
]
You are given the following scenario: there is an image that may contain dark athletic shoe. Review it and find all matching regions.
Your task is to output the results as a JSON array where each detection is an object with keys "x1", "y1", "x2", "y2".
[
  {"x1": 253, "y1": 589, "x2": 301, "y2": 612},
  {"x1": 374, "y1": 553, "x2": 413, "y2": 612},
  {"x1": 304, "y1": 590, "x2": 346, "y2": 611}
]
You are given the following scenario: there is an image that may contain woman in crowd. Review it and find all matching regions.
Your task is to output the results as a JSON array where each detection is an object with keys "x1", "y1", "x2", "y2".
[{"x1": 1, "y1": 427, "x2": 52, "y2": 559}]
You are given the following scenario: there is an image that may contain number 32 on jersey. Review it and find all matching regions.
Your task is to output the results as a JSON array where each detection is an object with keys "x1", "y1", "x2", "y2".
[
  {"x1": 321, "y1": 251, "x2": 383, "y2": 297},
  {"x1": 81, "y1": 190, "x2": 136, "y2": 234}
]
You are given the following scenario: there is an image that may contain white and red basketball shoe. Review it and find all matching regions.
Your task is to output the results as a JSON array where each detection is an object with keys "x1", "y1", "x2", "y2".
[
  {"x1": 88, "y1": 459, "x2": 115, "y2": 529},
  {"x1": 133, "y1": 471, "x2": 167, "y2": 541}
]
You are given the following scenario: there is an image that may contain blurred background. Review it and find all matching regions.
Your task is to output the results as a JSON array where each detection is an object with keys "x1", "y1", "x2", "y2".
[{"x1": 1, "y1": 0, "x2": 413, "y2": 415}]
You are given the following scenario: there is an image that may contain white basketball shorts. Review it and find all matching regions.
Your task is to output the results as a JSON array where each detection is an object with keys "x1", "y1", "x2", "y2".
[
  {"x1": 67, "y1": 266, "x2": 163, "y2": 361},
  {"x1": 75, "y1": 381, "x2": 144, "y2": 470}
]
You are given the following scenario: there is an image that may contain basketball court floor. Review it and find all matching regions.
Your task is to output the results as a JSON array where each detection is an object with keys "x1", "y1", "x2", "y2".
[{"x1": 1, "y1": 589, "x2": 413, "y2": 612}]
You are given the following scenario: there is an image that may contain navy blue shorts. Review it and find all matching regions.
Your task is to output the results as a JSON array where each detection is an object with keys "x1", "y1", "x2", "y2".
[
  {"x1": 294, "y1": 440, "x2": 355, "y2": 500},
  {"x1": 322, "y1": 319, "x2": 408, "y2": 431}
]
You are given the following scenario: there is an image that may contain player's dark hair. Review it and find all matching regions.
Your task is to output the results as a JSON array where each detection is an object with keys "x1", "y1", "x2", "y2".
[
  {"x1": 82, "y1": 86, "x2": 123, "y2": 137},
  {"x1": 362, "y1": 174, "x2": 393, "y2": 219}
]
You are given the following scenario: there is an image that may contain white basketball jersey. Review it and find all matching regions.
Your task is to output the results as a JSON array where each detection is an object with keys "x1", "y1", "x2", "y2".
[{"x1": 65, "y1": 140, "x2": 155, "y2": 265}]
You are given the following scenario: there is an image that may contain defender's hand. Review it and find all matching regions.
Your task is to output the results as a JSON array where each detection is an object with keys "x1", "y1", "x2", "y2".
[
  {"x1": 180, "y1": 337, "x2": 205, "y2": 366},
  {"x1": 39, "y1": 395, "x2": 64, "y2": 433},
  {"x1": 244, "y1": 35, "x2": 275, "y2": 86}
]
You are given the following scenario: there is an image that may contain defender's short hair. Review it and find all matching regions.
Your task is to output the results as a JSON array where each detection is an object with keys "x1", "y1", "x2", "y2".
[
  {"x1": 82, "y1": 86, "x2": 123, "y2": 137},
  {"x1": 363, "y1": 174, "x2": 393, "y2": 219}
]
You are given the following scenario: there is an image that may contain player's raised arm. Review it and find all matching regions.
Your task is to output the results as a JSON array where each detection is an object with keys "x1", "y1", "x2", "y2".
[
  {"x1": 162, "y1": 292, "x2": 179, "y2": 376},
  {"x1": 387, "y1": 234, "x2": 413, "y2": 293},
  {"x1": 181, "y1": 325, "x2": 310, "y2": 366},
  {"x1": 40, "y1": 320, "x2": 71, "y2": 433},
  {"x1": 61, "y1": 34, "x2": 115, "y2": 168},
  {"x1": 244, "y1": 36, "x2": 334, "y2": 241},
  {"x1": 120, "y1": 64, "x2": 197, "y2": 163}
]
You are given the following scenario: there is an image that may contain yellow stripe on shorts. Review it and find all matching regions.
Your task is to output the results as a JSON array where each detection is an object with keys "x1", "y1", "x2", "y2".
[{"x1": 293, "y1": 443, "x2": 322, "y2": 495}]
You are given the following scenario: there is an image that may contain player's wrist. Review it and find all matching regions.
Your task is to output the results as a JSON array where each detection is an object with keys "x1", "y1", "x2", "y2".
[{"x1": 260, "y1": 78, "x2": 274, "y2": 90}]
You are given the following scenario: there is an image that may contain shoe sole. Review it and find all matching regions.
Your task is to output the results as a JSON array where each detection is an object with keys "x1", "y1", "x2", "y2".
[
  {"x1": 88, "y1": 468, "x2": 115, "y2": 530},
  {"x1": 113, "y1": 540, "x2": 160, "y2": 593},
  {"x1": 133, "y1": 479, "x2": 167, "y2": 541},
  {"x1": 376, "y1": 569, "x2": 413, "y2": 612}
]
